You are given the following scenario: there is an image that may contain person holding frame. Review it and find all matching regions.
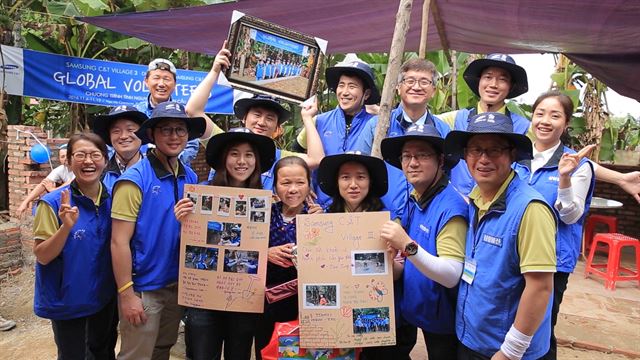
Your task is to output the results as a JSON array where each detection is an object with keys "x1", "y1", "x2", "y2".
[
  {"x1": 185, "y1": 41, "x2": 325, "y2": 191},
  {"x1": 174, "y1": 127, "x2": 276, "y2": 360}
]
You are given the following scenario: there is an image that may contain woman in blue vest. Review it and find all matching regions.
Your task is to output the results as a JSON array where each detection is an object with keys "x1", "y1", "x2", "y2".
[
  {"x1": 254, "y1": 156, "x2": 323, "y2": 359},
  {"x1": 514, "y1": 91, "x2": 595, "y2": 360},
  {"x1": 317, "y1": 152, "x2": 388, "y2": 213},
  {"x1": 32, "y1": 132, "x2": 117, "y2": 359},
  {"x1": 175, "y1": 127, "x2": 276, "y2": 360}
]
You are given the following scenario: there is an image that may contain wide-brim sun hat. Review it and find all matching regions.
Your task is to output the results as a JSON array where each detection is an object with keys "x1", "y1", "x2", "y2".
[
  {"x1": 90, "y1": 105, "x2": 148, "y2": 146},
  {"x1": 463, "y1": 53, "x2": 528, "y2": 99},
  {"x1": 135, "y1": 101, "x2": 206, "y2": 145},
  {"x1": 233, "y1": 95, "x2": 291, "y2": 124},
  {"x1": 444, "y1": 112, "x2": 532, "y2": 167},
  {"x1": 381, "y1": 124, "x2": 446, "y2": 169},
  {"x1": 325, "y1": 59, "x2": 381, "y2": 105},
  {"x1": 205, "y1": 127, "x2": 276, "y2": 172},
  {"x1": 317, "y1": 152, "x2": 388, "y2": 198}
]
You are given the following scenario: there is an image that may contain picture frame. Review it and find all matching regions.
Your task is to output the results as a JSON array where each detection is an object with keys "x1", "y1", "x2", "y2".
[{"x1": 225, "y1": 11, "x2": 327, "y2": 104}]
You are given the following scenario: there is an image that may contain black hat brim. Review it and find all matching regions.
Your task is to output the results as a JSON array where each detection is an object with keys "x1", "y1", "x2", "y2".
[
  {"x1": 234, "y1": 98, "x2": 291, "y2": 124},
  {"x1": 325, "y1": 67, "x2": 381, "y2": 105},
  {"x1": 381, "y1": 135, "x2": 445, "y2": 169},
  {"x1": 444, "y1": 130, "x2": 533, "y2": 167},
  {"x1": 205, "y1": 131, "x2": 276, "y2": 173},
  {"x1": 317, "y1": 154, "x2": 388, "y2": 198},
  {"x1": 463, "y1": 59, "x2": 528, "y2": 99},
  {"x1": 90, "y1": 111, "x2": 148, "y2": 146},
  {"x1": 135, "y1": 116, "x2": 206, "y2": 145}
]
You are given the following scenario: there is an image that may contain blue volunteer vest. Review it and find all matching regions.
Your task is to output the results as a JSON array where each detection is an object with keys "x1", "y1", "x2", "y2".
[
  {"x1": 449, "y1": 107, "x2": 531, "y2": 195},
  {"x1": 514, "y1": 145, "x2": 595, "y2": 273},
  {"x1": 456, "y1": 175, "x2": 554, "y2": 359},
  {"x1": 400, "y1": 183, "x2": 468, "y2": 334},
  {"x1": 34, "y1": 182, "x2": 115, "y2": 320},
  {"x1": 261, "y1": 148, "x2": 283, "y2": 191},
  {"x1": 115, "y1": 152, "x2": 197, "y2": 291}
]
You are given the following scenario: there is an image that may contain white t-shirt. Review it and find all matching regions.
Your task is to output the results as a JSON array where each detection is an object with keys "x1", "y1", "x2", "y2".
[{"x1": 46, "y1": 165, "x2": 75, "y2": 184}]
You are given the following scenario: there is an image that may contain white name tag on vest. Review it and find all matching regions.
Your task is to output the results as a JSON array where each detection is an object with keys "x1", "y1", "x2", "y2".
[{"x1": 462, "y1": 257, "x2": 477, "y2": 285}]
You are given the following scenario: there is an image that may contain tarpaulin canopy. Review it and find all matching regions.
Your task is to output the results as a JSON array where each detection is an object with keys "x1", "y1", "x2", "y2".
[{"x1": 79, "y1": 0, "x2": 640, "y2": 101}]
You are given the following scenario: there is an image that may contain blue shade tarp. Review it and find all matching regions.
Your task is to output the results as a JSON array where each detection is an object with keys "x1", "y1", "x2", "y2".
[{"x1": 79, "y1": 0, "x2": 640, "y2": 101}]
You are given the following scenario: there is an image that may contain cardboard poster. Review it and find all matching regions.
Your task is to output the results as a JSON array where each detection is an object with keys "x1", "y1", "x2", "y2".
[
  {"x1": 178, "y1": 184, "x2": 272, "y2": 313},
  {"x1": 296, "y1": 212, "x2": 396, "y2": 348}
]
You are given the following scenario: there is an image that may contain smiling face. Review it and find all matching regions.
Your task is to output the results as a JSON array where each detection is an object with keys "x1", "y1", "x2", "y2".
[
  {"x1": 464, "y1": 134, "x2": 516, "y2": 199},
  {"x1": 145, "y1": 69, "x2": 176, "y2": 105},
  {"x1": 244, "y1": 106, "x2": 279, "y2": 138},
  {"x1": 109, "y1": 118, "x2": 142, "y2": 157},
  {"x1": 151, "y1": 119, "x2": 188, "y2": 157},
  {"x1": 69, "y1": 139, "x2": 107, "y2": 187},
  {"x1": 225, "y1": 142, "x2": 257, "y2": 187},
  {"x1": 336, "y1": 74, "x2": 370, "y2": 116},
  {"x1": 478, "y1": 66, "x2": 512, "y2": 106},
  {"x1": 337, "y1": 161, "x2": 370, "y2": 211},
  {"x1": 398, "y1": 69, "x2": 436, "y2": 109},
  {"x1": 531, "y1": 97, "x2": 569, "y2": 150},
  {"x1": 400, "y1": 140, "x2": 442, "y2": 195},
  {"x1": 275, "y1": 164, "x2": 310, "y2": 210}
]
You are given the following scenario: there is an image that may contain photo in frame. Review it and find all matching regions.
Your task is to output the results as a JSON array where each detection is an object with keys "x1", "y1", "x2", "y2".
[{"x1": 225, "y1": 11, "x2": 327, "y2": 104}]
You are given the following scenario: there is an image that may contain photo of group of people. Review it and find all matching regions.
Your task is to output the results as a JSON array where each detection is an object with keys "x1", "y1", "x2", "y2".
[
  {"x1": 184, "y1": 245, "x2": 219, "y2": 271},
  {"x1": 206, "y1": 221, "x2": 242, "y2": 246},
  {"x1": 186, "y1": 193, "x2": 266, "y2": 224},
  {"x1": 352, "y1": 251, "x2": 387, "y2": 276},
  {"x1": 303, "y1": 284, "x2": 339, "y2": 309},
  {"x1": 352, "y1": 307, "x2": 391, "y2": 334},
  {"x1": 223, "y1": 249, "x2": 259, "y2": 274},
  {"x1": 229, "y1": 24, "x2": 318, "y2": 100}
]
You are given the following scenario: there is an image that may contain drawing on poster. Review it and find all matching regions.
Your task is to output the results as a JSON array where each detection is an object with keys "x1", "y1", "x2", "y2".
[
  {"x1": 352, "y1": 307, "x2": 390, "y2": 334},
  {"x1": 218, "y1": 196, "x2": 231, "y2": 216},
  {"x1": 207, "y1": 221, "x2": 242, "y2": 246},
  {"x1": 201, "y1": 195, "x2": 213, "y2": 214},
  {"x1": 303, "y1": 284, "x2": 339, "y2": 309},
  {"x1": 250, "y1": 210, "x2": 266, "y2": 223},
  {"x1": 185, "y1": 245, "x2": 219, "y2": 271},
  {"x1": 235, "y1": 199, "x2": 247, "y2": 217},
  {"x1": 223, "y1": 249, "x2": 259, "y2": 274},
  {"x1": 352, "y1": 251, "x2": 387, "y2": 276},
  {"x1": 367, "y1": 279, "x2": 389, "y2": 302}
]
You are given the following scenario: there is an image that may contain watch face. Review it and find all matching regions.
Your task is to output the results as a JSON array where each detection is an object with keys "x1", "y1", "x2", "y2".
[{"x1": 405, "y1": 242, "x2": 418, "y2": 256}]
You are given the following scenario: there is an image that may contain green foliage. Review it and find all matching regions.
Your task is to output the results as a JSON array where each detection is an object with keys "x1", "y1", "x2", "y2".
[{"x1": 22, "y1": 98, "x2": 71, "y2": 137}]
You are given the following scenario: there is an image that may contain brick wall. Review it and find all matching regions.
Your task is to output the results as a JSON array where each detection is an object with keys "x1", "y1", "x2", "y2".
[
  {"x1": 191, "y1": 144, "x2": 209, "y2": 183},
  {"x1": 591, "y1": 164, "x2": 640, "y2": 237},
  {"x1": 0, "y1": 222, "x2": 22, "y2": 276}
]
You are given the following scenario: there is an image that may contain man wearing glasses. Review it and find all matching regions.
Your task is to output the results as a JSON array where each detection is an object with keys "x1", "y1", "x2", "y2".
[
  {"x1": 134, "y1": 58, "x2": 201, "y2": 167},
  {"x1": 444, "y1": 112, "x2": 556, "y2": 360},
  {"x1": 110, "y1": 101, "x2": 212, "y2": 359}
]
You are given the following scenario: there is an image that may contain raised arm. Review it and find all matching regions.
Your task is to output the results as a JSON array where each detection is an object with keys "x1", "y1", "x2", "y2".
[
  {"x1": 298, "y1": 98, "x2": 325, "y2": 169},
  {"x1": 593, "y1": 163, "x2": 640, "y2": 203}
]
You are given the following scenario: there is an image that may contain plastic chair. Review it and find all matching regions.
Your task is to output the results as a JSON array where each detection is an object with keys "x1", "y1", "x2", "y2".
[
  {"x1": 583, "y1": 215, "x2": 618, "y2": 255},
  {"x1": 584, "y1": 233, "x2": 640, "y2": 290}
]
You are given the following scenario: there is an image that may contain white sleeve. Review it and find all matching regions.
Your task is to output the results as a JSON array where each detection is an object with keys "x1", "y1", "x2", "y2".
[
  {"x1": 45, "y1": 165, "x2": 66, "y2": 183},
  {"x1": 407, "y1": 247, "x2": 463, "y2": 288},
  {"x1": 554, "y1": 161, "x2": 593, "y2": 225}
]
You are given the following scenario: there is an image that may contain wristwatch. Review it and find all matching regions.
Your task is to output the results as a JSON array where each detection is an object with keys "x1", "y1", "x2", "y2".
[{"x1": 402, "y1": 241, "x2": 418, "y2": 257}]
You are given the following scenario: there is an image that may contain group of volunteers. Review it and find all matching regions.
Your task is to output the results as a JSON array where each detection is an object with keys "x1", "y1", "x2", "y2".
[{"x1": 28, "y1": 39, "x2": 640, "y2": 360}]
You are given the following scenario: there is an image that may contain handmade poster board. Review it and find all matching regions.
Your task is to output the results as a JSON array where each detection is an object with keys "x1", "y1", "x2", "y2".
[
  {"x1": 296, "y1": 212, "x2": 396, "y2": 348},
  {"x1": 178, "y1": 184, "x2": 272, "y2": 313}
]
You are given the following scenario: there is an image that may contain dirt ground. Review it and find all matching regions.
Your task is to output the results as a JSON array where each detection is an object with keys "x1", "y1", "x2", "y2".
[{"x1": 0, "y1": 268, "x2": 635, "y2": 359}]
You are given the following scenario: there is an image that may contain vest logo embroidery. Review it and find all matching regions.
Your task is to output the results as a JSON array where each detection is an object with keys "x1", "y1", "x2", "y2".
[
  {"x1": 548, "y1": 176, "x2": 559, "y2": 182},
  {"x1": 482, "y1": 234, "x2": 502, "y2": 247},
  {"x1": 152, "y1": 185, "x2": 161, "y2": 195},
  {"x1": 420, "y1": 224, "x2": 430, "y2": 234},
  {"x1": 323, "y1": 130, "x2": 333, "y2": 137},
  {"x1": 73, "y1": 229, "x2": 86, "y2": 241},
  {"x1": 390, "y1": 131, "x2": 399, "y2": 137}
]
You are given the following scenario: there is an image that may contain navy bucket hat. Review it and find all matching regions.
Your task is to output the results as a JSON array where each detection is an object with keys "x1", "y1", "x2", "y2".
[
  {"x1": 233, "y1": 95, "x2": 291, "y2": 124},
  {"x1": 135, "y1": 101, "x2": 206, "y2": 145},
  {"x1": 463, "y1": 53, "x2": 528, "y2": 99},
  {"x1": 205, "y1": 127, "x2": 276, "y2": 172},
  {"x1": 90, "y1": 105, "x2": 148, "y2": 145},
  {"x1": 381, "y1": 124, "x2": 447, "y2": 169},
  {"x1": 317, "y1": 151, "x2": 388, "y2": 198},
  {"x1": 444, "y1": 112, "x2": 532, "y2": 167},
  {"x1": 325, "y1": 59, "x2": 381, "y2": 105}
]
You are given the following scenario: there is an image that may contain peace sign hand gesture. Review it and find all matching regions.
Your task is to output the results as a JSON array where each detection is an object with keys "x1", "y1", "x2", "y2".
[{"x1": 58, "y1": 189, "x2": 79, "y2": 229}]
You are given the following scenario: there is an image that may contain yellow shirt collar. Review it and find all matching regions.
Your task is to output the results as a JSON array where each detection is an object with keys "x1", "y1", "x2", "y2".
[{"x1": 469, "y1": 171, "x2": 515, "y2": 218}]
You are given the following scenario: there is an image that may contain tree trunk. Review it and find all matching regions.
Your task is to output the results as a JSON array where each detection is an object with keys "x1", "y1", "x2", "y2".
[
  {"x1": 418, "y1": 0, "x2": 432, "y2": 59},
  {"x1": 371, "y1": 0, "x2": 413, "y2": 158}
]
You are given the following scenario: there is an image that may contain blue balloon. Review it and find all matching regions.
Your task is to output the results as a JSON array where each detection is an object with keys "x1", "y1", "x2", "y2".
[{"x1": 30, "y1": 143, "x2": 51, "y2": 164}]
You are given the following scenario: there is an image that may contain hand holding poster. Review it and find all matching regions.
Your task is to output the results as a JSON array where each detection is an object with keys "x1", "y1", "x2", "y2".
[
  {"x1": 178, "y1": 184, "x2": 272, "y2": 313},
  {"x1": 296, "y1": 212, "x2": 396, "y2": 348}
]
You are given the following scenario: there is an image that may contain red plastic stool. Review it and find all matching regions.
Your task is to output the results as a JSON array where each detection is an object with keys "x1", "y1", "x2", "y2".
[
  {"x1": 584, "y1": 233, "x2": 640, "y2": 290},
  {"x1": 583, "y1": 215, "x2": 618, "y2": 255}
]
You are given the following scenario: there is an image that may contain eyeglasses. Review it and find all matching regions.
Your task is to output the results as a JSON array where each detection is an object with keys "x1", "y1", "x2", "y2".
[
  {"x1": 71, "y1": 151, "x2": 104, "y2": 162},
  {"x1": 158, "y1": 126, "x2": 188, "y2": 137},
  {"x1": 399, "y1": 153, "x2": 436, "y2": 164},
  {"x1": 464, "y1": 146, "x2": 513, "y2": 159},
  {"x1": 401, "y1": 77, "x2": 434, "y2": 88}
]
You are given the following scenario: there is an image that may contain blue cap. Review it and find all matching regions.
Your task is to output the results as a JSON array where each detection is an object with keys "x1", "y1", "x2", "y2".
[
  {"x1": 135, "y1": 101, "x2": 206, "y2": 145},
  {"x1": 233, "y1": 95, "x2": 291, "y2": 124},
  {"x1": 463, "y1": 53, "x2": 528, "y2": 99},
  {"x1": 325, "y1": 59, "x2": 380, "y2": 104},
  {"x1": 381, "y1": 124, "x2": 445, "y2": 169},
  {"x1": 205, "y1": 127, "x2": 276, "y2": 173},
  {"x1": 90, "y1": 105, "x2": 148, "y2": 145}
]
